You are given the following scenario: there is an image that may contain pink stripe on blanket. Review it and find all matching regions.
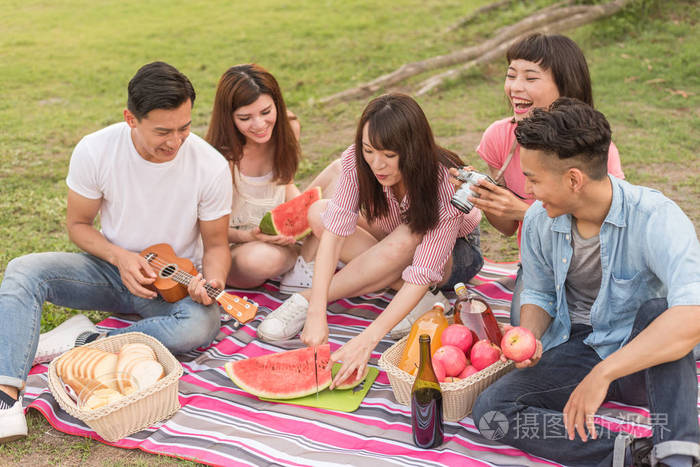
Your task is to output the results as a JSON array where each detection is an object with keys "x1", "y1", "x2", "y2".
[
  {"x1": 472, "y1": 283, "x2": 513, "y2": 300},
  {"x1": 146, "y1": 425, "x2": 308, "y2": 467},
  {"x1": 601, "y1": 401, "x2": 650, "y2": 418},
  {"x1": 183, "y1": 397, "x2": 496, "y2": 465},
  {"x1": 328, "y1": 315, "x2": 374, "y2": 327},
  {"x1": 595, "y1": 417, "x2": 652, "y2": 438},
  {"x1": 182, "y1": 374, "x2": 560, "y2": 466},
  {"x1": 29, "y1": 365, "x2": 47, "y2": 375},
  {"x1": 98, "y1": 317, "x2": 132, "y2": 329}
]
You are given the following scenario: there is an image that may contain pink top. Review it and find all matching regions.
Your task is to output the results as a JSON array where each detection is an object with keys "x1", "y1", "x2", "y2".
[
  {"x1": 477, "y1": 117, "x2": 624, "y2": 200},
  {"x1": 321, "y1": 145, "x2": 482, "y2": 286},
  {"x1": 476, "y1": 117, "x2": 625, "y2": 246}
]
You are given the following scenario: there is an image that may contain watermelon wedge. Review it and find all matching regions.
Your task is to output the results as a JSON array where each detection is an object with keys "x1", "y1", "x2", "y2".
[
  {"x1": 259, "y1": 186, "x2": 322, "y2": 240},
  {"x1": 225, "y1": 344, "x2": 332, "y2": 399},
  {"x1": 333, "y1": 366, "x2": 369, "y2": 391}
]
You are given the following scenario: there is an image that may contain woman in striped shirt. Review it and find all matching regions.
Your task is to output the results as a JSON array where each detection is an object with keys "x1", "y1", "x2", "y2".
[{"x1": 258, "y1": 93, "x2": 482, "y2": 385}]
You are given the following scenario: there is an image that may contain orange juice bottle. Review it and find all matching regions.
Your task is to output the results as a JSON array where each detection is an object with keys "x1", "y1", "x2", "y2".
[{"x1": 398, "y1": 302, "x2": 448, "y2": 375}]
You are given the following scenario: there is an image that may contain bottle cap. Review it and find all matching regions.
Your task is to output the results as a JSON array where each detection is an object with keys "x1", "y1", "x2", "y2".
[
  {"x1": 454, "y1": 282, "x2": 467, "y2": 292},
  {"x1": 433, "y1": 302, "x2": 445, "y2": 310}
]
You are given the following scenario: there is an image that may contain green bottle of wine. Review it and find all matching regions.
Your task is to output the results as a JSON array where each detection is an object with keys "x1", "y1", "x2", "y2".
[{"x1": 411, "y1": 334, "x2": 444, "y2": 448}]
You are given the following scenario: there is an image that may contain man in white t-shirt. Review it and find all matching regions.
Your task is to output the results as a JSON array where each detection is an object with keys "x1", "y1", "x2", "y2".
[{"x1": 0, "y1": 62, "x2": 233, "y2": 443}]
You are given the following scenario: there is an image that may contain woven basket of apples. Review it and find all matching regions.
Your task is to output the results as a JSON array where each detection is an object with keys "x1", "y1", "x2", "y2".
[
  {"x1": 379, "y1": 322, "x2": 536, "y2": 422},
  {"x1": 47, "y1": 332, "x2": 182, "y2": 442}
]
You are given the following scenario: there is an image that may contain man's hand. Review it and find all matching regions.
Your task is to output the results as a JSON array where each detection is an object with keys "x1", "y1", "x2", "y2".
[
  {"x1": 500, "y1": 338, "x2": 543, "y2": 369},
  {"x1": 327, "y1": 332, "x2": 376, "y2": 390},
  {"x1": 562, "y1": 365, "x2": 610, "y2": 442},
  {"x1": 187, "y1": 274, "x2": 223, "y2": 306},
  {"x1": 114, "y1": 249, "x2": 157, "y2": 299}
]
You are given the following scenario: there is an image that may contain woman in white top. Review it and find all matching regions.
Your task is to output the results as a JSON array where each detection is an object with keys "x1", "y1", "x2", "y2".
[{"x1": 206, "y1": 64, "x2": 302, "y2": 288}]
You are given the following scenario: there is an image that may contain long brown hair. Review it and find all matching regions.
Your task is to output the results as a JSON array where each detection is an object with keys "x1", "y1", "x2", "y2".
[
  {"x1": 355, "y1": 93, "x2": 463, "y2": 235},
  {"x1": 206, "y1": 64, "x2": 299, "y2": 184}
]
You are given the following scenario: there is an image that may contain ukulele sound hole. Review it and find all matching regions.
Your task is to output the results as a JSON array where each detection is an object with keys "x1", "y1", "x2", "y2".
[{"x1": 160, "y1": 264, "x2": 177, "y2": 279}]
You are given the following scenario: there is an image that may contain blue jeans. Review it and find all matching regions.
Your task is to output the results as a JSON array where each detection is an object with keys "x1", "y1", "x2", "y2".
[
  {"x1": 472, "y1": 298, "x2": 700, "y2": 466},
  {"x1": 0, "y1": 252, "x2": 221, "y2": 389},
  {"x1": 509, "y1": 264, "x2": 523, "y2": 326},
  {"x1": 441, "y1": 227, "x2": 484, "y2": 291}
]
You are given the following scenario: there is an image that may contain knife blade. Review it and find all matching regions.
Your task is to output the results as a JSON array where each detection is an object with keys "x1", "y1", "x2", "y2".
[{"x1": 314, "y1": 346, "x2": 319, "y2": 400}]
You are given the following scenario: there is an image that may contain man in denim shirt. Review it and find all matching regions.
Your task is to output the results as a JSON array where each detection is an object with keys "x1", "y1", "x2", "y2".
[{"x1": 472, "y1": 98, "x2": 700, "y2": 467}]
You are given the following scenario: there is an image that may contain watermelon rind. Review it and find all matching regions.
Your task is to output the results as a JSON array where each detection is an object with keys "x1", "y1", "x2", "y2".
[
  {"x1": 258, "y1": 186, "x2": 322, "y2": 240},
  {"x1": 225, "y1": 344, "x2": 332, "y2": 399},
  {"x1": 258, "y1": 211, "x2": 277, "y2": 235}
]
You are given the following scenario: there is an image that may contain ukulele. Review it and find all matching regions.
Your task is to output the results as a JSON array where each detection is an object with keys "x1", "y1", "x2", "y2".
[{"x1": 139, "y1": 243, "x2": 257, "y2": 325}]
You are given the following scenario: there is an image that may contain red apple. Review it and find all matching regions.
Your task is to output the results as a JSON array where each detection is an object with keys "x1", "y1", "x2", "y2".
[
  {"x1": 432, "y1": 357, "x2": 446, "y2": 382},
  {"x1": 432, "y1": 345, "x2": 468, "y2": 377},
  {"x1": 458, "y1": 364, "x2": 479, "y2": 379},
  {"x1": 470, "y1": 340, "x2": 501, "y2": 370},
  {"x1": 501, "y1": 326, "x2": 537, "y2": 362},
  {"x1": 444, "y1": 376, "x2": 461, "y2": 383},
  {"x1": 440, "y1": 324, "x2": 473, "y2": 354}
]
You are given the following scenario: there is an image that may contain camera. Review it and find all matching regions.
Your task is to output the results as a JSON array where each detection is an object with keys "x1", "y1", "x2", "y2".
[{"x1": 450, "y1": 169, "x2": 496, "y2": 213}]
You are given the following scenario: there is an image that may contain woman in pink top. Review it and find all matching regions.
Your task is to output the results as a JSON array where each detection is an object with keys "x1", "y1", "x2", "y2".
[
  {"x1": 258, "y1": 93, "x2": 482, "y2": 385},
  {"x1": 453, "y1": 34, "x2": 624, "y2": 325}
]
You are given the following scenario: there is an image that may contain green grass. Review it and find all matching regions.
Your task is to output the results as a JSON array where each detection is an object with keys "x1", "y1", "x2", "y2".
[{"x1": 1, "y1": 0, "x2": 699, "y2": 463}]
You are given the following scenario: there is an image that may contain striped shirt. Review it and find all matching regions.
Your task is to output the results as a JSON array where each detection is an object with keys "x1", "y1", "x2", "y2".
[{"x1": 321, "y1": 145, "x2": 482, "y2": 285}]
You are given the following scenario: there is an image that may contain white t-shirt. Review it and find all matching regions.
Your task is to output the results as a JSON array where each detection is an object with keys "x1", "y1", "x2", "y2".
[{"x1": 66, "y1": 122, "x2": 232, "y2": 268}]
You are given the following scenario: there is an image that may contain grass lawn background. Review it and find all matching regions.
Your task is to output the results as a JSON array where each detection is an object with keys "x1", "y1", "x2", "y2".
[{"x1": 1, "y1": 0, "x2": 698, "y2": 464}]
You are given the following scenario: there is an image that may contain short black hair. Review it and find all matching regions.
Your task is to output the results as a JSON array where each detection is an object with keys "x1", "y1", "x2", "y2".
[
  {"x1": 127, "y1": 61, "x2": 196, "y2": 120},
  {"x1": 514, "y1": 97, "x2": 611, "y2": 180},
  {"x1": 507, "y1": 33, "x2": 593, "y2": 106}
]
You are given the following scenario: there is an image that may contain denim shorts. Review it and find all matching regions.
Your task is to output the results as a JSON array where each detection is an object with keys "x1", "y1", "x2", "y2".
[{"x1": 441, "y1": 226, "x2": 484, "y2": 291}]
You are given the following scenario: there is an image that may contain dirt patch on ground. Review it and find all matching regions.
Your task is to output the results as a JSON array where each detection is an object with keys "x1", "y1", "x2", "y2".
[
  {"x1": 626, "y1": 159, "x2": 700, "y2": 233},
  {"x1": 0, "y1": 410, "x2": 199, "y2": 466}
]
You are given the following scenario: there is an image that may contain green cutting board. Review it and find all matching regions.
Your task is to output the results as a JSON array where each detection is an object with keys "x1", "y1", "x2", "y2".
[{"x1": 259, "y1": 364, "x2": 379, "y2": 412}]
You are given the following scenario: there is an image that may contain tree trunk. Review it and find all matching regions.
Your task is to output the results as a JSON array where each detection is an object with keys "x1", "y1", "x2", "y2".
[
  {"x1": 319, "y1": 0, "x2": 633, "y2": 104},
  {"x1": 445, "y1": 0, "x2": 517, "y2": 33}
]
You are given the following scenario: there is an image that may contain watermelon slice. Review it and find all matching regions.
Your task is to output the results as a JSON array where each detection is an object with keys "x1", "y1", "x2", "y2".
[
  {"x1": 259, "y1": 186, "x2": 322, "y2": 240},
  {"x1": 333, "y1": 366, "x2": 369, "y2": 391},
  {"x1": 225, "y1": 344, "x2": 332, "y2": 399}
]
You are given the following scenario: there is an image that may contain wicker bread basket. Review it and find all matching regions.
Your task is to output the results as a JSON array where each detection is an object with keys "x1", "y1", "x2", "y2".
[
  {"x1": 48, "y1": 332, "x2": 183, "y2": 442},
  {"x1": 378, "y1": 334, "x2": 513, "y2": 422}
]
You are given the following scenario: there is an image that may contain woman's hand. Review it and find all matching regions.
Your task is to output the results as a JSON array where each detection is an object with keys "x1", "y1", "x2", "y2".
[
  {"x1": 448, "y1": 166, "x2": 475, "y2": 188},
  {"x1": 249, "y1": 227, "x2": 296, "y2": 246},
  {"x1": 327, "y1": 332, "x2": 377, "y2": 390},
  {"x1": 468, "y1": 178, "x2": 530, "y2": 221},
  {"x1": 300, "y1": 308, "x2": 329, "y2": 348}
]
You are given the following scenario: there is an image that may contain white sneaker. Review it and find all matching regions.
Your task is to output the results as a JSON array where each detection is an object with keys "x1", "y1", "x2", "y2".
[
  {"x1": 279, "y1": 256, "x2": 314, "y2": 294},
  {"x1": 257, "y1": 293, "x2": 309, "y2": 342},
  {"x1": 389, "y1": 290, "x2": 450, "y2": 340},
  {"x1": 34, "y1": 314, "x2": 97, "y2": 365},
  {"x1": 0, "y1": 397, "x2": 27, "y2": 443}
]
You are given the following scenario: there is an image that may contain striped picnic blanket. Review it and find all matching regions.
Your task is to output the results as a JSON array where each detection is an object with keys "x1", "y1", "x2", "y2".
[{"x1": 22, "y1": 259, "x2": 698, "y2": 466}]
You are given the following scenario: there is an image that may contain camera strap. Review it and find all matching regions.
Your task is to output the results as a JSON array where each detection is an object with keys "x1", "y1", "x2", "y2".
[{"x1": 494, "y1": 139, "x2": 518, "y2": 186}]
